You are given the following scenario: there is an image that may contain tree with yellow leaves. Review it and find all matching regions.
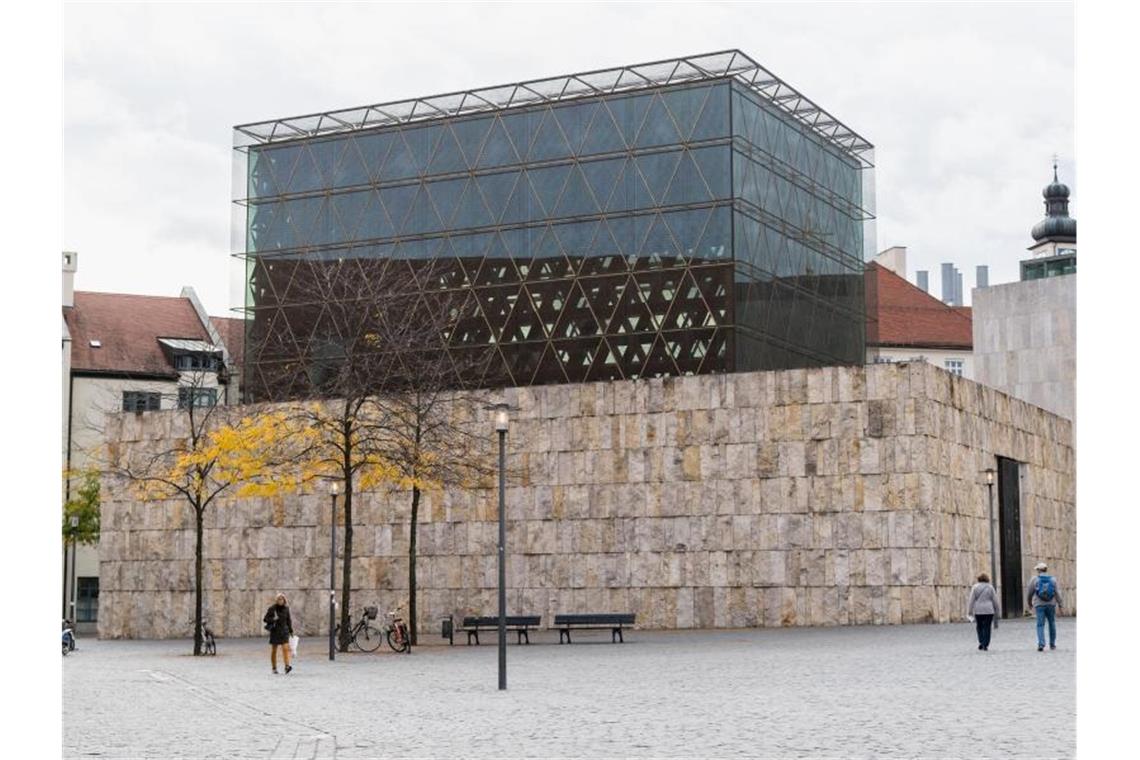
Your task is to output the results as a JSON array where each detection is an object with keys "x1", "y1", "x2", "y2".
[{"x1": 110, "y1": 386, "x2": 304, "y2": 655}]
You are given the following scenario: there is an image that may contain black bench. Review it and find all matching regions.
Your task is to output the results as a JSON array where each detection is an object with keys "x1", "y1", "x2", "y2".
[
  {"x1": 554, "y1": 613, "x2": 636, "y2": 643},
  {"x1": 459, "y1": 615, "x2": 542, "y2": 645}
]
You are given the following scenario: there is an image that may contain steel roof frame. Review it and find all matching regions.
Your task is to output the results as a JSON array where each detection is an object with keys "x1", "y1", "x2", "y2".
[{"x1": 233, "y1": 50, "x2": 873, "y2": 164}]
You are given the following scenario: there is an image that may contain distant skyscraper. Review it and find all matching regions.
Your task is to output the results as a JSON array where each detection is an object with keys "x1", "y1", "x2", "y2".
[
  {"x1": 941, "y1": 263, "x2": 956, "y2": 304},
  {"x1": 956, "y1": 272, "x2": 963, "y2": 306},
  {"x1": 916, "y1": 270, "x2": 929, "y2": 293},
  {"x1": 976, "y1": 265, "x2": 989, "y2": 289}
]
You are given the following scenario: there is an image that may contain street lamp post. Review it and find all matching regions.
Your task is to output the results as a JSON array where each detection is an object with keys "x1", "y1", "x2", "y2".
[
  {"x1": 984, "y1": 467, "x2": 998, "y2": 629},
  {"x1": 69, "y1": 515, "x2": 79, "y2": 624},
  {"x1": 493, "y1": 403, "x2": 509, "y2": 691},
  {"x1": 329, "y1": 481, "x2": 339, "y2": 661}
]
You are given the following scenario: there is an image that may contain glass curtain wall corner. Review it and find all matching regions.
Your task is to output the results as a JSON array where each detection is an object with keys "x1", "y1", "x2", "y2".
[
  {"x1": 233, "y1": 75, "x2": 873, "y2": 400},
  {"x1": 728, "y1": 81, "x2": 871, "y2": 371}
]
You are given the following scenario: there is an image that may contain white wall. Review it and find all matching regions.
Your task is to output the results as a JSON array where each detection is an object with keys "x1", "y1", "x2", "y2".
[
  {"x1": 873, "y1": 246, "x2": 907, "y2": 278},
  {"x1": 972, "y1": 274, "x2": 1076, "y2": 420},
  {"x1": 866, "y1": 347, "x2": 973, "y2": 379}
]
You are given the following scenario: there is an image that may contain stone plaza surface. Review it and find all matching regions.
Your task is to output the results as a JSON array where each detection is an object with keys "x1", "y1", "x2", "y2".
[{"x1": 63, "y1": 619, "x2": 1075, "y2": 759}]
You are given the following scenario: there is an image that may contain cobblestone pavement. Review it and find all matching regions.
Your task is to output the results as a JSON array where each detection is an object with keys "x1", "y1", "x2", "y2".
[{"x1": 63, "y1": 618, "x2": 1074, "y2": 759}]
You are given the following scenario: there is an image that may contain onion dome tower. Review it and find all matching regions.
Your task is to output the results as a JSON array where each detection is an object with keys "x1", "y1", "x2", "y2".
[
  {"x1": 1030, "y1": 160, "x2": 1077, "y2": 246},
  {"x1": 1022, "y1": 159, "x2": 1076, "y2": 280}
]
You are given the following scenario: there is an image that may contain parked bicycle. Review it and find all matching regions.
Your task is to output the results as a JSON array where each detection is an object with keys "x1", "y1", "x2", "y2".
[
  {"x1": 200, "y1": 620, "x2": 217, "y2": 655},
  {"x1": 383, "y1": 606, "x2": 411, "y2": 654},
  {"x1": 189, "y1": 616, "x2": 217, "y2": 655},
  {"x1": 338, "y1": 606, "x2": 385, "y2": 652},
  {"x1": 337, "y1": 605, "x2": 410, "y2": 653},
  {"x1": 62, "y1": 618, "x2": 76, "y2": 656}
]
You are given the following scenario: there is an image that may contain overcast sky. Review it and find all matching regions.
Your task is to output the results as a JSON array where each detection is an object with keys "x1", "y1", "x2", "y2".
[{"x1": 63, "y1": 1, "x2": 1074, "y2": 317}]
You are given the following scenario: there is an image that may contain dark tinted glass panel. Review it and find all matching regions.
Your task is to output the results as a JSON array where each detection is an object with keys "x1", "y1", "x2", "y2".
[{"x1": 244, "y1": 77, "x2": 865, "y2": 397}]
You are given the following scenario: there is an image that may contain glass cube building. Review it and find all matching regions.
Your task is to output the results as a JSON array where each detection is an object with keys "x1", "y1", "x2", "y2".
[{"x1": 233, "y1": 50, "x2": 874, "y2": 399}]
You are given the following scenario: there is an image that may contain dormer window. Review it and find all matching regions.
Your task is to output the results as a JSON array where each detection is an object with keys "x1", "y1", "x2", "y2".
[
  {"x1": 157, "y1": 338, "x2": 223, "y2": 373},
  {"x1": 174, "y1": 353, "x2": 219, "y2": 371}
]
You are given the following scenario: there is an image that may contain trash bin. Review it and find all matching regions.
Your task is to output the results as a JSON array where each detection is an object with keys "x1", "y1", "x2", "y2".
[{"x1": 441, "y1": 615, "x2": 453, "y2": 645}]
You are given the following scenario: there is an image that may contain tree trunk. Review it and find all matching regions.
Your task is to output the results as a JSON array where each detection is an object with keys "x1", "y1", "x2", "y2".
[
  {"x1": 338, "y1": 474, "x2": 353, "y2": 653},
  {"x1": 409, "y1": 484, "x2": 420, "y2": 645},
  {"x1": 193, "y1": 506, "x2": 204, "y2": 656}
]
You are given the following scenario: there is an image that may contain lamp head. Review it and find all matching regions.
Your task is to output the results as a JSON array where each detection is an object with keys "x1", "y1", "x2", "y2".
[
  {"x1": 69, "y1": 515, "x2": 80, "y2": 529},
  {"x1": 984, "y1": 468, "x2": 996, "y2": 485},
  {"x1": 491, "y1": 402, "x2": 509, "y2": 432},
  {"x1": 331, "y1": 481, "x2": 340, "y2": 496}
]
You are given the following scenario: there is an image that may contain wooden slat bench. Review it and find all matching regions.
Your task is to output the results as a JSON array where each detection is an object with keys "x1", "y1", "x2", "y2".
[
  {"x1": 553, "y1": 613, "x2": 636, "y2": 643},
  {"x1": 460, "y1": 615, "x2": 542, "y2": 645}
]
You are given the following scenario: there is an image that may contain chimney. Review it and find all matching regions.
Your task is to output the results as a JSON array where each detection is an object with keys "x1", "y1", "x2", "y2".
[
  {"x1": 976, "y1": 265, "x2": 989, "y2": 289},
  {"x1": 916, "y1": 270, "x2": 929, "y2": 293},
  {"x1": 63, "y1": 251, "x2": 78, "y2": 308}
]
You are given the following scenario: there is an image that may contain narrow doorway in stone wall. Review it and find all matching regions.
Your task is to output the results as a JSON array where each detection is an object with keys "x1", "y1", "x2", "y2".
[{"x1": 997, "y1": 456, "x2": 1024, "y2": 618}]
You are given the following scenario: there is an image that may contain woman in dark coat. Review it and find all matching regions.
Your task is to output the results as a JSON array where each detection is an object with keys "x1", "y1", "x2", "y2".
[{"x1": 263, "y1": 593, "x2": 294, "y2": 674}]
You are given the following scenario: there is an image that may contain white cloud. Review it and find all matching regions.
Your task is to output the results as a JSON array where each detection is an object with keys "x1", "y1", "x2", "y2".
[{"x1": 64, "y1": 1, "x2": 1074, "y2": 313}]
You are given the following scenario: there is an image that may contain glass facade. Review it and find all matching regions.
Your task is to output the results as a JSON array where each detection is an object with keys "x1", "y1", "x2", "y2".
[
  {"x1": 729, "y1": 84, "x2": 869, "y2": 370},
  {"x1": 235, "y1": 53, "x2": 873, "y2": 399},
  {"x1": 1021, "y1": 253, "x2": 1076, "y2": 281}
]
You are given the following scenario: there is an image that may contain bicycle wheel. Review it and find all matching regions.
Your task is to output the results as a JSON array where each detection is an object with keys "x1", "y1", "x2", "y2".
[
  {"x1": 387, "y1": 626, "x2": 409, "y2": 653},
  {"x1": 354, "y1": 624, "x2": 384, "y2": 652}
]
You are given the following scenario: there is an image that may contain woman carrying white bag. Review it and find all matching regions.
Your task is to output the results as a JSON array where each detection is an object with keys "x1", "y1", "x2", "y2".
[{"x1": 263, "y1": 593, "x2": 295, "y2": 674}]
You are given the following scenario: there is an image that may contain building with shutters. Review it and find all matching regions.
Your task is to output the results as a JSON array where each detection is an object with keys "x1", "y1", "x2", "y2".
[
  {"x1": 233, "y1": 50, "x2": 875, "y2": 400},
  {"x1": 62, "y1": 252, "x2": 244, "y2": 631}
]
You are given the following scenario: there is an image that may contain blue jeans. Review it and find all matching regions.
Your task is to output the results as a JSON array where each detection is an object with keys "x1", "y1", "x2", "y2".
[{"x1": 1035, "y1": 604, "x2": 1057, "y2": 647}]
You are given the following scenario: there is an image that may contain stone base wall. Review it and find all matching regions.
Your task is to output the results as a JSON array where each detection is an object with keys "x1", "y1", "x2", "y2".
[{"x1": 98, "y1": 363, "x2": 1075, "y2": 639}]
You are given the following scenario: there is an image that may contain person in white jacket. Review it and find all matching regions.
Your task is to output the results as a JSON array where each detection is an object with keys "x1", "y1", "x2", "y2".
[{"x1": 967, "y1": 572, "x2": 1000, "y2": 651}]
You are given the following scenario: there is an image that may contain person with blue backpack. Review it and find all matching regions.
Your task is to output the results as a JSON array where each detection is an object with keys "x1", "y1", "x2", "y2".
[{"x1": 1026, "y1": 561, "x2": 1063, "y2": 651}]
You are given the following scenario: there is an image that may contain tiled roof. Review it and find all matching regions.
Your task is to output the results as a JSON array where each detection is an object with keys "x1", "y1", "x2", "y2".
[
  {"x1": 65, "y1": 292, "x2": 211, "y2": 376},
  {"x1": 865, "y1": 263, "x2": 973, "y2": 350},
  {"x1": 209, "y1": 316, "x2": 246, "y2": 371}
]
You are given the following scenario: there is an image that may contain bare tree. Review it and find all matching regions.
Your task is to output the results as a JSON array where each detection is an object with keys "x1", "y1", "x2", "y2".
[
  {"x1": 244, "y1": 253, "x2": 495, "y2": 647},
  {"x1": 370, "y1": 303, "x2": 493, "y2": 645}
]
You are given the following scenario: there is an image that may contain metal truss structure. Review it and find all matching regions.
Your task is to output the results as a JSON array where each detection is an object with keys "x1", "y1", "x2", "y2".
[
  {"x1": 234, "y1": 50, "x2": 873, "y2": 165},
  {"x1": 234, "y1": 51, "x2": 873, "y2": 400}
]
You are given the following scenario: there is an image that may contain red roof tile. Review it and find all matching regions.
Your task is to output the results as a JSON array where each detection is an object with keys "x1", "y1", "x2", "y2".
[
  {"x1": 65, "y1": 292, "x2": 210, "y2": 376},
  {"x1": 865, "y1": 263, "x2": 973, "y2": 350}
]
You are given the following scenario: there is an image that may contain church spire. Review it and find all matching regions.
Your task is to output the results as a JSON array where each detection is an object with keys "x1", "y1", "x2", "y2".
[{"x1": 1032, "y1": 158, "x2": 1076, "y2": 244}]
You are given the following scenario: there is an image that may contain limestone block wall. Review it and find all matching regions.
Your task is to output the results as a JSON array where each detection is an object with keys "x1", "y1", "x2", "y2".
[{"x1": 98, "y1": 363, "x2": 1075, "y2": 639}]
